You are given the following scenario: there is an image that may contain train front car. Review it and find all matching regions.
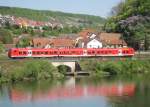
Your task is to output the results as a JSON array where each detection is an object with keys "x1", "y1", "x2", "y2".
[{"x1": 8, "y1": 48, "x2": 28, "y2": 58}]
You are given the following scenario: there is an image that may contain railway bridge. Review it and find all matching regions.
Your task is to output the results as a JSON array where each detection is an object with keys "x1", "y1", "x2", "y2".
[
  {"x1": 51, "y1": 61, "x2": 76, "y2": 73},
  {"x1": 49, "y1": 60, "x2": 89, "y2": 76}
]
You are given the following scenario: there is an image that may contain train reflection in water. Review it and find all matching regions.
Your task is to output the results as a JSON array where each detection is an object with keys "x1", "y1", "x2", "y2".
[{"x1": 10, "y1": 78, "x2": 135, "y2": 103}]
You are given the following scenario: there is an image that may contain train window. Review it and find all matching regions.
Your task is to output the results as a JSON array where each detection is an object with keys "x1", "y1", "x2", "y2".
[
  {"x1": 33, "y1": 51, "x2": 35, "y2": 54},
  {"x1": 65, "y1": 51, "x2": 68, "y2": 54},
  {"x1": 92, "y1": 51, "x2": 95, "y2": 54},
  {"x1": 19, "y1": 51, "x2": 22, "y2": 54},
  {"x1": 88, "y1": 51, "x2": 91, "y2": 54},
  {"x1": 54, "y1": 51, "x2": 57, "y2": 54},
  {"x1": 45, "y1": 51, "x2": 48, "y2": 54},
  {"x1": 37, "y1": 51, "x2": 40, "y2": 54},
  {"x1": 23, "y1": 51, "x2": 26, "y2": 54},
  {"x1": 109, "y1": 51, "x2": 112, "y2": 53}
]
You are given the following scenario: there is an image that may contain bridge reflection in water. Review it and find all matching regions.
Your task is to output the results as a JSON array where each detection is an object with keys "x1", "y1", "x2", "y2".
[{"x1": 10, "y1": 78, "x2": 135, "y2": 103}]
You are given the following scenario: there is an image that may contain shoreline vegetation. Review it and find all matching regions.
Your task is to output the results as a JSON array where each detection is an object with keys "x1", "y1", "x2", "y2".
[
  {"x1": 0, "y1": 56, "x2": 150, "y2": 84},
  {"x1": 0, "y1": 59, "x2": 64, "y2": 83},
  {"x1": 80, "y1": 59, "x2": 150, "y2": 77}
]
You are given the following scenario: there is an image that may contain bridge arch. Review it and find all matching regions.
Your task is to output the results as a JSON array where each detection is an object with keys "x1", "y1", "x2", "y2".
[
  {"x1": 57, "y1": 65, "x2": 72, "y2": 74},
  {"x1": 51, "y1": 62, "x2": 75, "y2": 73}
]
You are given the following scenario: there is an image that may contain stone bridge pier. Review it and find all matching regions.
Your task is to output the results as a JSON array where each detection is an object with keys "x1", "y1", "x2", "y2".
[{"x1": 51, "y1": 61, "x2": 76, "y2": 73}]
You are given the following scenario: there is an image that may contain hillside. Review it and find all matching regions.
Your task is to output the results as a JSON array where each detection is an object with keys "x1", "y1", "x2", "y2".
[{"x1": 0, "y1": 6, "x2": 105, "y2": 28}]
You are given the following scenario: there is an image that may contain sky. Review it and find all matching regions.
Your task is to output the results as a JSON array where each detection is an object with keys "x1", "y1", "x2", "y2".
[{"x1": 0, "y1": 0, "x2": 122, "y2": 17}]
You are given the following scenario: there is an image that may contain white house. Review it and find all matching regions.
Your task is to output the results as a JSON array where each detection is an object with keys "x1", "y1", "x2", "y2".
[{"x1": 87, "y1": 39, "x2": 102, "y2": 48}]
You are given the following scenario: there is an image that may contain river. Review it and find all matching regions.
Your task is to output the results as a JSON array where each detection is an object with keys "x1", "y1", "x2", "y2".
[{"x1": 0, "y1": 76, "x2": 149, "y2": 107}]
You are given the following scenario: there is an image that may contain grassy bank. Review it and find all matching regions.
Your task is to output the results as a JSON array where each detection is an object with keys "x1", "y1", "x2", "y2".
[
  {"x1": 0, "y1": 59, "x2": 64, "y2": 83},
  {"x1": 80, "y1": 60, "x2": 150, "y2": 77},
  {"x1": 0, "y1": 58, "x2": 150, "y2": 84}
]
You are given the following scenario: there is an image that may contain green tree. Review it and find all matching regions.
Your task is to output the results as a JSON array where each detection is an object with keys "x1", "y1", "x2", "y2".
[
  {"x1": 0, "y1": 43, "x2": 4, "y2": 53},
  {"x1": 0, "y1": 29, "x2": 13, "y2": 44},
  {"x1": 104, "y1": 0, "x2": 150, "y2": 50},
  {"x1": 16, "y1": 37, "x2": 30, "y2": 47}
]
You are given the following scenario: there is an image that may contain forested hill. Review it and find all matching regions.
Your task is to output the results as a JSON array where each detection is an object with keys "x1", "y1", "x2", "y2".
[{"x1": 0, "y1": 6, "x2": 105, "y2": 28}]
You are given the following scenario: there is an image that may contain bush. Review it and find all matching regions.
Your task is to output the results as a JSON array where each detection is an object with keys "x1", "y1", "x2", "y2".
[
  {"x1": 80, "y1": 60, "x2": 150, "y2": 76},
  {"x1": 0, "y1": 43, "x2": 5, "y2": 53},
  {"x1": 0, "y1": 28, "x2": 13, "y2": 44},
  {"x1": 23, "y1": 60, "x2": 59, "y2": 80},
  {"x1": 103, "y1": 62, "x2": 120, "y2": 75},
  {"x1": 0, "y1": 60, "x2": 63, "y2": 83},
  {"x1": 16, "y1": 37, "x2": 30, "y2": 47}
]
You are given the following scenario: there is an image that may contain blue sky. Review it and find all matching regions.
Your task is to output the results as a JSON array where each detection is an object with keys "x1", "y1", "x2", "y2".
[{"x1": 0, "y1": 0, "x2": 122, "y2": 17}]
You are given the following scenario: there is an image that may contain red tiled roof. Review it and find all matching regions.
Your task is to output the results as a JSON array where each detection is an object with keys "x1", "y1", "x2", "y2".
[
  {"x1": 78, "y1": 29, "x2": 96, "y2": 38},
  {"x1": 99, "y1": 33, "x2": 127, "y2": 46},
  {"x1": 31, "y1": 38, "x2": 51, "y2": 48},
  {"x1": 50, "y1": 38, "x2": 74, "y2": 48}
]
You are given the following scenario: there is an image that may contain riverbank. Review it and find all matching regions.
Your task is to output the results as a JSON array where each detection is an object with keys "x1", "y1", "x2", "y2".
[
  {"x1": 80, "y1": 59, "x2": 150, "y2": 77},
  {"x1": 0, "y1": 56, "x2": 150, "y2": 84},
  {"x1": 0, "y1": 59, "x2": 64, "y2": 83}
]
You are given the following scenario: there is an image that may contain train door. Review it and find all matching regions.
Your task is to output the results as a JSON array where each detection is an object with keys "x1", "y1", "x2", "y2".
[
  {"x1": 118, "y1": 49, "x2": 122, "y2": 56},
  {"x1": 83, "y1": 49, "x2": 87, "y2": 56},
  {"x1": 27, "y1": 50, "x2": 32, "y2": 57}
]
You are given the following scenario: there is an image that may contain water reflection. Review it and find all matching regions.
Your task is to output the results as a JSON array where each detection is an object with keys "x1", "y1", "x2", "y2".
[
  {"x1": 8, "y1": 77, "x2": 135, "y2": 103},
  {"x1": 1, "y1": 77, "x2": 150, "y2": 107}
]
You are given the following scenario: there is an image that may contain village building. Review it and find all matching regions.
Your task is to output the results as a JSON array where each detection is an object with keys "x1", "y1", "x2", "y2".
[
  {"x1": 30, "y1": 37, "x2": 51, "y2": 48},
  {"x1": 77, "y1": 29, "x2": 127, "y2": 48},
  {"x1": 87, "y1": 39, "x2": 102, "y2": 48},
  {"x1": 30, "y1": 37, "x2": 75, "y2": 49},
  {"x1": 78, "y1": 29, "x2": 96, "y2": 39},
  {"x1": 50, "y1": 38, "x2": 74, "y2": 48},
  {"x1": 99, "y1": 33, "x2": 127, "y2": 48}
]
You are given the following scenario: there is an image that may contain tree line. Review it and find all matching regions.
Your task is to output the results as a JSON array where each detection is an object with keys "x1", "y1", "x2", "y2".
[{"x1": 104, "y1": 0, "x2": 150, "y2": 50}]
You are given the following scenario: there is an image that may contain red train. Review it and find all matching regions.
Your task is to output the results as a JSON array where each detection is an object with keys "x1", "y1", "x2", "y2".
[{"x1": 8, "y1": 48, "x2": 135, "y2": 58}]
